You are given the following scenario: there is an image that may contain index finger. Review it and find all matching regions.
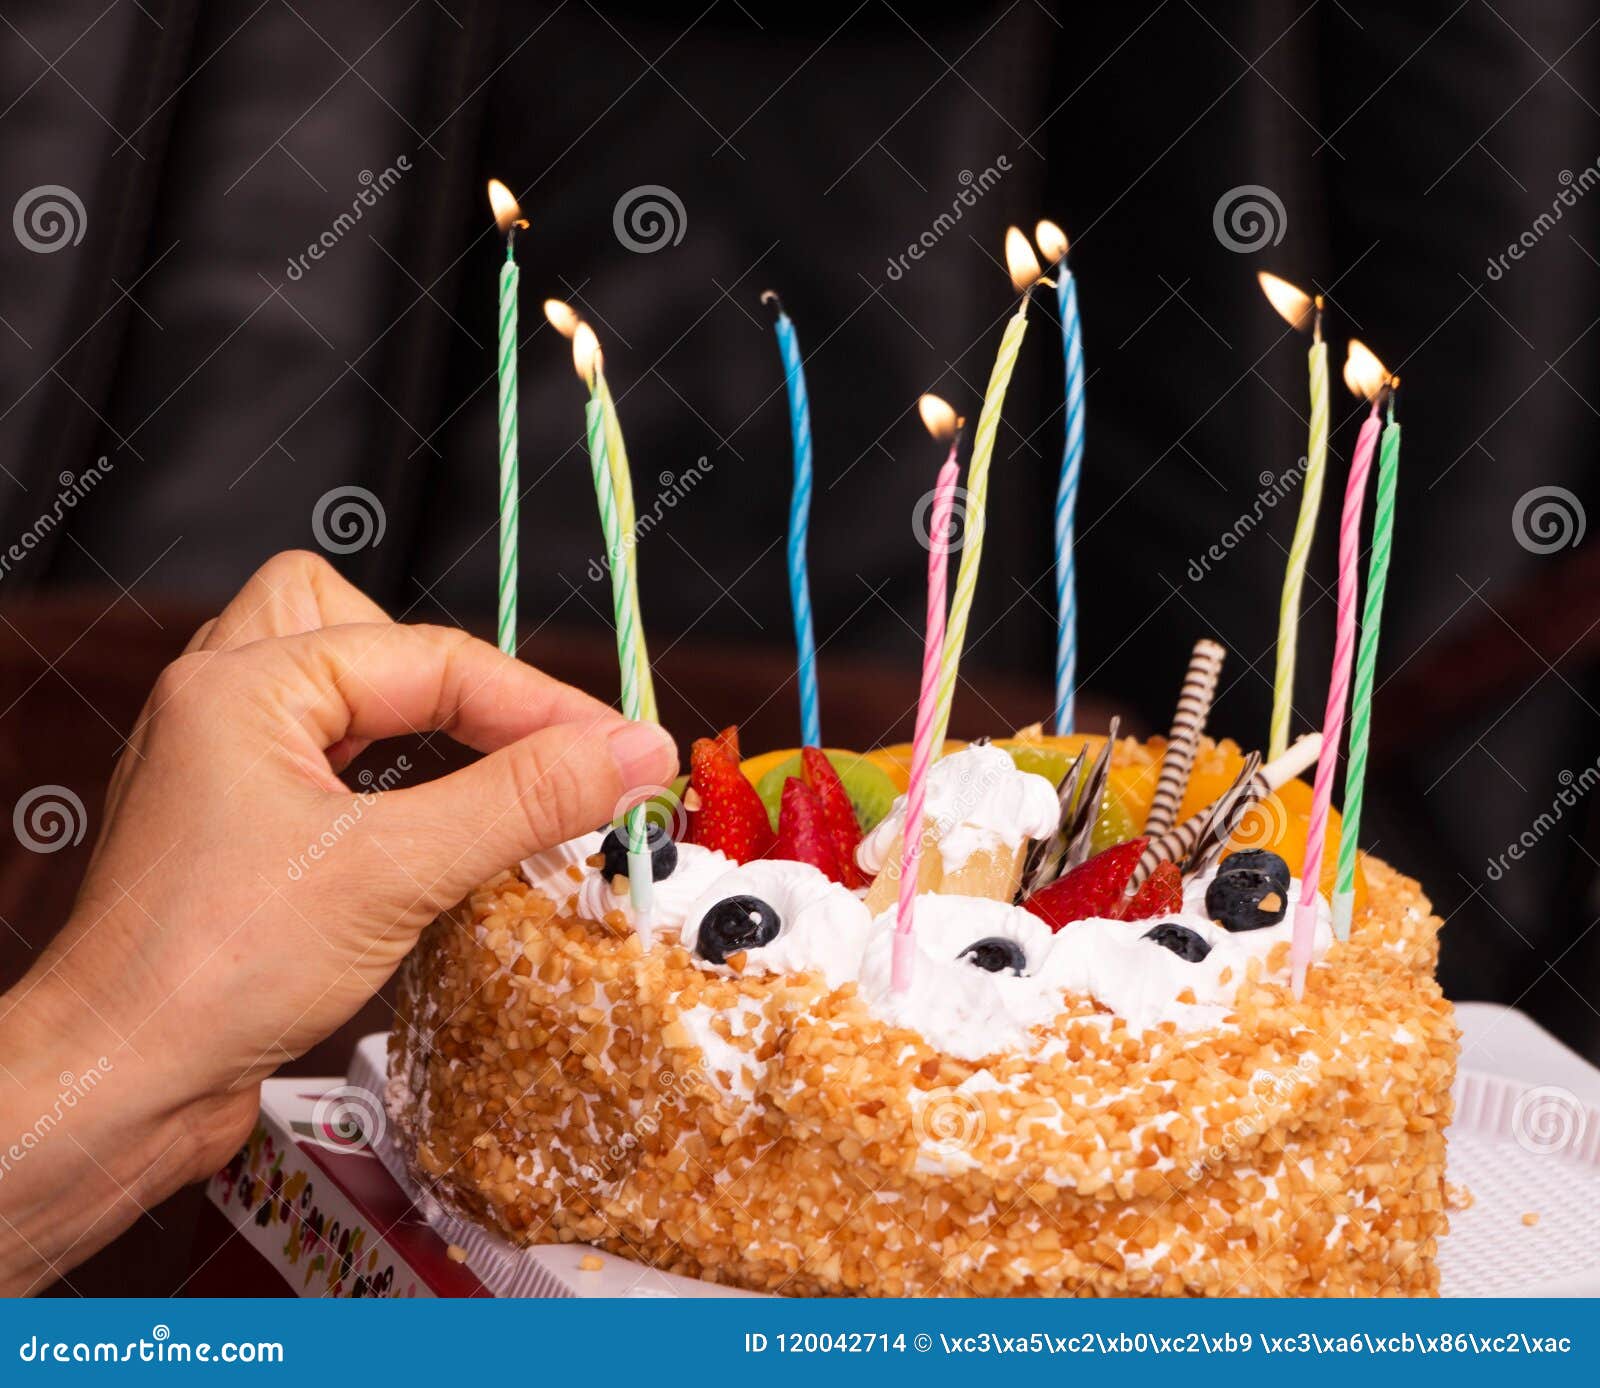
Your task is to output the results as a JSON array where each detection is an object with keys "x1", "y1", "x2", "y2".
[{"x1": 224, "y1": 621, "x2": 631, "y2": 754}]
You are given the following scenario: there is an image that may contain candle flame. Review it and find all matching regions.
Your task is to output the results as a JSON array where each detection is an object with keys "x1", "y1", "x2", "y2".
[
  {"x1": 543, "y1": 299, "x2": 580, "y2": 338},
  {"x1": 918, "y1": 393, "x2": 963, "y2": 443},
  {"x1": 487, "y1": 179, "x2": 526, "y2": 235},
  {"x1": 573, "y1": 322, "x2": 603, "y2": 386},
  {"x1": 1005, "y1": 226, "x2": 1043, "y2": 293},
  {"x1": 1034, "y1": 219, "x2": 1069, "y2": 264},
  {"x1": 1257, "y1": 272, "x2": 1315, "y2": 333},
  {"x1": 1343, "y1": 338, "x2": 1392, "y2": 402}
]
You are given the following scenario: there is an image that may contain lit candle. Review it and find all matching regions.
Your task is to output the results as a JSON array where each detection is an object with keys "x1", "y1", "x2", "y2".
[
  {"x1": 544, "y1": 299, "x2": 657, "y2": 722},
  {"x1": 894, "y1": 394, "x2": 964, "y2": 993},
  {"x1": 488, "y1": 179, "x2": 528, "y2": 657},
  {"x1": 761, "y1": 290, "x2": 822, "y2": 748},
  {"x1": 927, "y1": 228, "x2": 1043, "y2": 754},
  {"x1": 573, "y1": 322, "x2": 653, "y2": 933},
  {"x1": 1334, "y1": 357, "x2": 1401, "y2": 937},
  {"x1": 1259, "y1": 272, "x2": 1329, "y2": 761},
  {"x1": 1035, "y1": 219, "x2": 1085, "y2": 736},
  {"x1": 1292, "y1": 340, "x2": 1391, "y2": 996}
]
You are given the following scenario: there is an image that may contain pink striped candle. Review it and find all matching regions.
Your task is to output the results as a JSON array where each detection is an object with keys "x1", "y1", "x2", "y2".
[
  {"x1": 1292, "y1": 396, "x2": 1383, "y2": 997},
  {"x1": 893, "y1": 398, "x2": 964, "y2": 992}
]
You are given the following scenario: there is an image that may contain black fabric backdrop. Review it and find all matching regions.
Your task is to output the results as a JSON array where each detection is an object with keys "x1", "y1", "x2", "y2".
[{"x1": 2, "y1": 0, "x2": 1598, "y2": 1058}]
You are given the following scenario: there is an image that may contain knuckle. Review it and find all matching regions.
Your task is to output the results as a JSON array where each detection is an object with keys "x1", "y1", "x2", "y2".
[
  {"x1": 258, "y1": 548, "x2": 334, "y2": 587},
  {"x1": 507, "y1": 731, "x2": 608, "y2": 845},
  {"x1": 149, "y1": 650, "x2": 221, "y2": 712}
]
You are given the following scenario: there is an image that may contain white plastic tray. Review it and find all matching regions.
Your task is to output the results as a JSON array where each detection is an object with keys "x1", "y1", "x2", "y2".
[{"x1": 351, "y1": 1002, "x2": 1600, "y2": 1298}]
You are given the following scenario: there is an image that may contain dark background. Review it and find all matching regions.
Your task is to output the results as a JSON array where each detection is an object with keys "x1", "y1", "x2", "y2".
[{"x1": 2, "y1": 0, "x2": 1599, "y2": 1292}]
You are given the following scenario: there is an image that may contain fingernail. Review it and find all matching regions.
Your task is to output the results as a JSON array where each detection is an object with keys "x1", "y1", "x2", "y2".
[{"x1": 607, "y1": 720, "x2": 677, "y2": 785}]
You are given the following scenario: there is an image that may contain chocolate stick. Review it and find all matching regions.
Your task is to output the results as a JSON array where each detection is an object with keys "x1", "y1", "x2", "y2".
[{"x1": 1141, "y1": 638, "x2": 1226, "y2": 839}]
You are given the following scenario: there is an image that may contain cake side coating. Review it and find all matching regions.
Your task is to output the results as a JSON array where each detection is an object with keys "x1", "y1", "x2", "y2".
[{"x1": 388, "y1": 853, "x2": 1456, "y2": 1297}]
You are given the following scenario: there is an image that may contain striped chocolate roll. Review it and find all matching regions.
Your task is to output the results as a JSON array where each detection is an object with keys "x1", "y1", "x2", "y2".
[
  {"x1": 1129, "y1": 735, "x2": 1322, "y2": 891},
  {"x1": 1128, "y1": 752, "x2": 1258, "y2": 892},
  {"x1": 1141, "y1": 638, "x2": 1226, "y2": 839}
]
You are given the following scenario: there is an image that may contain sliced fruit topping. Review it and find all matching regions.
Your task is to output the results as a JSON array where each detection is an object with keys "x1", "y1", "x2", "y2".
[
  {"x1": 1143, "y1": 922, "x2": 1212, "y2": 962},
  {"x1": 1205, "y1": 849, "x2": 1291, "y2": 931},
  {"x1": 958, "y1": 936, "x2": 1027, "y2": 975},
  {"x1": 1123, "y1": 860, "x2": 1182, "y2": 921},
  {"x1": 799, "y1": 747, "x2": 867, "y2": 887},
  {"x1": 713, "y1": 724, "x2": 742, "y2": 760},
  {"x1": 753, "y1": 749, "x2": 898, "y2": 838},
  {"x1": 687, "y1": 734, "x2": 775, "y2": 863},
  {"x1": 774, "y1": 776, "x2": 845, "y2": 883},
  {"x1": 1020, "y1": 836, "x2": 1149, "y2": 930},
  {"x1": 696, "y1": 895, "x2": 781, "y2": 964},
  {"x1": 600, "y1": 822, "x2": 678, "y2": 883}
]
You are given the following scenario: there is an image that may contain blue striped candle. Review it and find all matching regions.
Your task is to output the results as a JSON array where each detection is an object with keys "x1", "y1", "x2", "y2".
[
  {"x1": 1038, "y1": 221, "x2": 1084, "y2": 734},
  {"x1": 763, "y1": 291, "x2": 821, "y2": 748}
]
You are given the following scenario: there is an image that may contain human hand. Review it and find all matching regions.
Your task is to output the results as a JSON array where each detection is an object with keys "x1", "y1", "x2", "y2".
[{"x1": 0, "y1": 552, "x2": 677, "y2": 1292}]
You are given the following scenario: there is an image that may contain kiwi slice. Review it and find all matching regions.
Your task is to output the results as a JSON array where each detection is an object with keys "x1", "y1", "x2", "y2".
[{"x1": 753, "y1": 751, "x2": 899, "y2": 834}]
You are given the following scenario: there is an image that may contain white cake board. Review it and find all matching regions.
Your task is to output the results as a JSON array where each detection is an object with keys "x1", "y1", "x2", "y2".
[{"x1": 351, "y1": 1002, "x2": 1600, "y2": 1298}]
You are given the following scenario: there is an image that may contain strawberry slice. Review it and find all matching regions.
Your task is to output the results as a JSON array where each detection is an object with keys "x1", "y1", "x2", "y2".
[
  {"x1": 800, "y1": 747, "x2": 866, "y2": 888},
  {"x1": 1021, "y1": 837, "x2": 1150, "y2": 930},
  {"x1": 1122, "y1": 859, "x2": 1182, "y2": 921},
  {"x1": 713, "y1": 724, "x2": 741, "y2": 761},
  {"x1": 687, "y1": 735, "x2": 773, "y2": 862},
  {"x1": 774, "y1": 776, "x2": 844, "y2": 883}
]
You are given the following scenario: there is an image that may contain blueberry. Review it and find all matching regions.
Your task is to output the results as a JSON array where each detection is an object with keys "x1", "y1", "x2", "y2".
[
  {"x1": 1143, "y1": 922, "x2": 1212, "y2": 962},
  {"x1": 695, "y1": 896, "x2": 781, "y2": 964},
  {"x1": 600, "y1": 822, "x2": 678, "y2": 884},
  {"x1": 1205, "y1": 849, "x2": 1291, "y2": 932},
  {"x1": 959, "y1": 936, "x2": 1028, "y2": 975}
]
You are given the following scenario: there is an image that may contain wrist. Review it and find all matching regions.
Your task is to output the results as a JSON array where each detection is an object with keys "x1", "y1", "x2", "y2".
[{"x1": 0, "y1": 968, "x2": 251, "y2": 1294}]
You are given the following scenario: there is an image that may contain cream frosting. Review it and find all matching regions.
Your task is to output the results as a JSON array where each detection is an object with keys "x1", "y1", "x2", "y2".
[
  {"x1": 857, "y1": 743, "x2": 1059, "y2": 876},
  {"x1": 680, "y1": 859, "x2": 873, "y2": 990},
  {"x1": 520, "y1": 831, "x2": 734, "y2": 934}
]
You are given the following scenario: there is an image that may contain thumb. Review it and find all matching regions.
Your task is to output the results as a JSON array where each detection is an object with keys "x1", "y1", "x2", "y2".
[{"x1": 380, "y1": 716, "x2": 678, "y2": 909}]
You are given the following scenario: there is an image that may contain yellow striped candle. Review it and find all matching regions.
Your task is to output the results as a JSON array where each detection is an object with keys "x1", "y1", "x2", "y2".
[
  {"x1": 1258, "y1": 273, "x2": 1328, "y2": 761},
  {"x1": 544, "y1": 299, "x2": 657, "y2": 722},
  {"x1": 574, "y1": 324, "x2": 653, "y2": 934},
  {"x1": 928, "y1": 228, "x2": 1043, "y2": 753}
]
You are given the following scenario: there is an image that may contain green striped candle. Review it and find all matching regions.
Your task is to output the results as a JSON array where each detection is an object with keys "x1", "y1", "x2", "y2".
[
  {"x1": 577, "y1": 326, "x2": 653, "y2": 931},
  {"x1": 928, "y1": 228, "x2": 1041, "y2": 754},
  {"x1": 489, "y1": 180, "x2": 527, "y2": 658},
  {"x1": 1334, "y1": 391, "x2": 1400, "y2": 936}
]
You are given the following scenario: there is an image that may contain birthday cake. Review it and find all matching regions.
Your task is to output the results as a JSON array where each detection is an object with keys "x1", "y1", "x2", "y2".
[{"x1": 388, "y1": 718, "x2": 1456, "y2": 1297}]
